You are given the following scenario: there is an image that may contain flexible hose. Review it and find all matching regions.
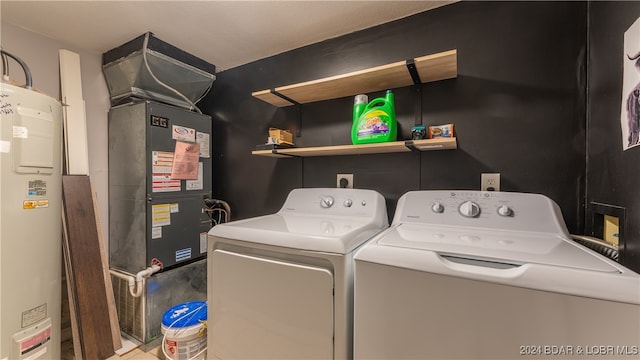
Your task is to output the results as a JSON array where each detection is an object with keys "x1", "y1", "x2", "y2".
[
  {"x1": 0, "y1": 49, "x2": 32, "y2": 89},
  {"x1": 571, "y1": 234, "x2": 619, "y2": 261}
]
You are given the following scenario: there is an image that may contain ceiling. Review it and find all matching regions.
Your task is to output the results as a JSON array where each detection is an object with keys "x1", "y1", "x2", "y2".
[{"x1": 1, "y1": 1, "x2": 454, "y2": 72}]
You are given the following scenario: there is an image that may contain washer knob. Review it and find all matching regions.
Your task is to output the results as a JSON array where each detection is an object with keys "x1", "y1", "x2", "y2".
[
  {"x1": 459, "y1": 201, "x2": 480, "y2": 218},
  {"x1": 320, "y1": 196, "x2": 334, "y2": 208},
  {"x1": 344, "y1": 199, "x2": 353, "y2": 207},
  {"x1": 497, "y1": 204, "x2": 512, "y2": 217},
  {"x1": 431, "y1": 202, "x2": 444, "y2": 213}
]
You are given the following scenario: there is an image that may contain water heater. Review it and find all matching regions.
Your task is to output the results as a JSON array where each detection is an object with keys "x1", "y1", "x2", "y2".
[{"x1": 0, "y1": 81, "x2": 63, "y2": 359}]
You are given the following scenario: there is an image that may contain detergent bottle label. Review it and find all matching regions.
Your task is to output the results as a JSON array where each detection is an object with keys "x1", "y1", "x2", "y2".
[{"x1": 357, "y1": 110, "x2": 390, "y2": 136}]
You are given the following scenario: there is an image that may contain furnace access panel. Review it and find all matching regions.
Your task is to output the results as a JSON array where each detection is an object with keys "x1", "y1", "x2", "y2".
[{"x1": 109, "y1": 101, "x2": 212, "y2": 273}]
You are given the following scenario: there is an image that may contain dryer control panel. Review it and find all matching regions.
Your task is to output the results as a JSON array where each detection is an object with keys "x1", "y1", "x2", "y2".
[
  {"x1": 394, "y1": 190, "x2": 569, "y2": 235},
  {"x1": 279, "y1": 188, "x2": 387, "y2": 221}
]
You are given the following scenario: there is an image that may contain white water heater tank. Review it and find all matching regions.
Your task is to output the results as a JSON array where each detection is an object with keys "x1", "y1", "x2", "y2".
[{"x1": 0, "y1": 82, "x2": 62, "y2": 360}]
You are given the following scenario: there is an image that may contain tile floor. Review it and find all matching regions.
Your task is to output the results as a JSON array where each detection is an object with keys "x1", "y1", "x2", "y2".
[{"x1": 61, "y1": 339, "x2": 163, "y2": 360}]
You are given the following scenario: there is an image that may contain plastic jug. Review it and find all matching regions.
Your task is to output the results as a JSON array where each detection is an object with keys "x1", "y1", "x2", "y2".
[{"x1": 351, "y1": 90, "x2": 397, "y2": 144}]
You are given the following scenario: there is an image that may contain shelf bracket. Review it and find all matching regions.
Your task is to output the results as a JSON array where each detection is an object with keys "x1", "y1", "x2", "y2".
[
  {"x1": 269, "y1": 88, "x2": 303, "y2": 137},
  {"x1": 404, "y1": 140, "x2": 420, "y2": 152},
  {"x1": 270, "y1": 149, "x2": 298, "y2": 158},
  {"x1": 406, "y1": 60, "x2": 423, "y2": 126},
  {"x1": 270, "y1": 88, "x2": 300, "y2": 106},
  {"x1": 405, "y1": 59, "x2": 422, "y2": 85}
]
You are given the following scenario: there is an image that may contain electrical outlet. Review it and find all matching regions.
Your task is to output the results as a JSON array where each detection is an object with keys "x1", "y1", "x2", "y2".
[
  {"x1": 481, "y1": 173, "x2": 500, "y2": 191},
  {"x1": 337, "y1": 174, "x2": 353, "y2": 188}
]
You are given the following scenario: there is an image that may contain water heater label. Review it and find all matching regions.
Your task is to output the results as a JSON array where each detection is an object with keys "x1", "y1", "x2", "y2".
[
  {"x1": 12, "y1": 126, "x2": 28, "y2": 139},
  {"x1": 0, "y1": 140, "x2": 10, "y2": 153},
  {"x1": 27, "y1": 180, "x2": 47, "y2": 196},
  {"x1": 23, "y1": 200, "x2": 49, "y2": 210},
  {"x1": 22, "y1": 304, "x2": 47, "y2": 328}
]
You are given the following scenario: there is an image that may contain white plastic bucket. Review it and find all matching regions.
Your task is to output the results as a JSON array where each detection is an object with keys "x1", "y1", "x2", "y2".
[{"x1": 161, "y1": 301, "x2": 207, "y2": 360}]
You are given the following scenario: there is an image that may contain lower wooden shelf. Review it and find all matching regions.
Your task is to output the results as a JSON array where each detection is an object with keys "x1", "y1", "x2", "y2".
[{"x1": 252, "y1": 138, "x2": 457, "y2": 158}]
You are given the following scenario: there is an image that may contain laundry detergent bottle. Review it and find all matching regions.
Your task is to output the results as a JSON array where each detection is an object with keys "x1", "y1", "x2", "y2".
[{"x1": 351, "y1": 90, "x2": 397, "y2": 144}]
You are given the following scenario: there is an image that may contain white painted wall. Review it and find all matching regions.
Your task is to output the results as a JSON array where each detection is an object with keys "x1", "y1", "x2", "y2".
[{"x1": 1, "y1": 23, "x2": 111, "y2": 246}]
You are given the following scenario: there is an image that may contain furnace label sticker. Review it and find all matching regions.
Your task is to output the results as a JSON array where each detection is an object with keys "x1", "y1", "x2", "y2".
[
  {"x1": 171, "y1": 141, "x2": 200, "y2": 180},
  {"x1": 152, "y1": 151, "x2": 174, "y2": 174},
  {"x1": 152, "y1": 226, "x2": 162, "y2": 239},
  {"x1": 186, "y1": 162, "x2": 204, "y2": 191},
  {"x1": 27, "y1": 180, "x2": 47, "y2": 196},
  {"x1": 196, "y1": 132, "x2": 210, "y2": 158},
  {"x1": 176, "y1": 248, "x2": 192, "y2": 262},
  {"x1": 170, "y1": 203, "x2": 179, "y2": 213},
  {"x1": 172, "y1": 125, "x2": 196, "y2": 142},
  {"x1": 152, "y1": 204, "x2": 171, "y2": 227},
  {"x1": 200, "y1": 232, "x2": 207, "y2": 254},
  {"x1": 152, "y1": 174, "x2": 181, "y2": 192}
]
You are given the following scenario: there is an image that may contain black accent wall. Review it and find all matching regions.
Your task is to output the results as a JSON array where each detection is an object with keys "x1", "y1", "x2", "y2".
[
  {"x1": 588, "y1": 1, "x2": 640, "y2": 272},
  {"x1": 202, "y1": 2, "x2": 590, "y2": 250}
]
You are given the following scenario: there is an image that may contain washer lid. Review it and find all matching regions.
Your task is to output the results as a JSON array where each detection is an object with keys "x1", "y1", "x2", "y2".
[
  {"x1": 209, "y1": 213, "x2": 386, "y2": 254},
  {"x1": 377, "y1": 224, "x2": 620, "y2": 273}
]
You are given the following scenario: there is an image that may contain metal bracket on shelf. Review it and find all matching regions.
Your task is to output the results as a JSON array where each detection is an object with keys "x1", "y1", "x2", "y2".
[
  {"x1": 405, "y1": 59, "x2": 422, "y2": 85},
  {"x1": 270, "y1": 88, "x2": 299, "y2": 106},
  {"x1": 406, "y1": 59, "x2": 423, "y2": 127},
  {"x1": 269, "y1": 88, "x2": 303, "y2": 137},
  {"x1": 404, "y1": 140, "x2": 420, "y2": 152}
]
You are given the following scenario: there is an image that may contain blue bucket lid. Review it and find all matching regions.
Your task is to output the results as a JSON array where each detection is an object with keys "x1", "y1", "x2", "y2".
[{"x1": 162, "y1": 301, "x2": 207, "y2": 328}]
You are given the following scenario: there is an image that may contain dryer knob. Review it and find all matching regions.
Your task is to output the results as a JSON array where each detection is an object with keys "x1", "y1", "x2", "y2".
[
  {"x1": 459, "y1": 201, "x2": 480, "y2": 218},
  {"x1": 344, "y1": 199, "x2": 353, "y2": 207},
  {"x1": 498, "y1": 204, "x2": 513, "y2": 217},
  {"x1": 321, "y1": 196, "x2": 335, "y2": 208},
  {"x1": 431, "y1": 202, "x2": 444, "y2": 213}
]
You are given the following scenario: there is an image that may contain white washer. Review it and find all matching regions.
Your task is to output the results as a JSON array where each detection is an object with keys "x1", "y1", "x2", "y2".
[
  {"x1": 207, "y1": 188, "x2": 388, "y2": 360},
  {"x1": 354, "y1": 190, "x2": 640, "y2": 359}
]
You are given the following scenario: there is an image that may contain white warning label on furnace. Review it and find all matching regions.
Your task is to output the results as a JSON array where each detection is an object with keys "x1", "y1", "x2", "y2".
[
  {"x1": 196, "y1": 132, "x2": 210, "y2": 158},
  {"x1": 152, "y1": 151, "x2": 173, "y2": 174},
  {"x1": 152, "y1": 204, "x2": 171, "y2": 227},
  {"x1": 172, "y1": 125, "x2": 196, "y2": 142},
  {"x1": 152, "y1": 174, "x2": 181, "y2": 193},
  {"x1": 200, "y1": 232, "x2": 207, "y2": 254},
  {"x1": 185, "y1": 163, "x2": 203, "y2": 191}
]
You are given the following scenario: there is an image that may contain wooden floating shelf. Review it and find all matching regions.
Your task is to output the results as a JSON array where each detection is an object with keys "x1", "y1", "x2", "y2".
[
  {"x1": 252, "y1": 49, "x2": 457, "y2": 107},
  {"x1": 252, "y1": 138, "x2": 457, "y2": 158}
]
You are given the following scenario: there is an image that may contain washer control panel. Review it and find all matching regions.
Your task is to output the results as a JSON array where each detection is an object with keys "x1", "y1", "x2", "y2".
[{"x1": 397, "y1": 190, "x2": 567, "y2": 233}]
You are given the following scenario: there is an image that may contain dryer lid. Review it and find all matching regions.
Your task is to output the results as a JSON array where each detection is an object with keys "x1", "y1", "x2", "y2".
[{"x1": 376, "y1": 224, "x2": 620, "y2": 273}]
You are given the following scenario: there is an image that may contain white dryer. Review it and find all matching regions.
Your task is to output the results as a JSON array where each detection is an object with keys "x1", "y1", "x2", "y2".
[
  {"x1": 354, "y1": 190, "x2": 640, "y2": 360},
  {"x1": 207, "y1": 188, "x2": 388, "y2": 360}
]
